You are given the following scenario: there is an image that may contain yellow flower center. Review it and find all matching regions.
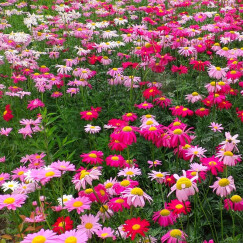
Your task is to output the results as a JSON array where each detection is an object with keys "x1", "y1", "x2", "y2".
[
  {"x1": 170, "y1": 229, "x2": 182, "y2": 238},
  {"x1": 113, "y1": 68, "x2": 118, "y2": 71},
  {"x1": 80, "y1": 171, "x2": 90, "y2": 179},
  {"x1": 130, "y1": 187, "x2": 144, "y2": 196},
  {"x1": 85, "y1": 223, "x2": 93, "y2": 229},
  {"x1": 99, "y1": 190, "x2": 106, "y2": 196},
  {"x1": 149, "y1": 126, "x2": 157, "y2": 131},
  {"x1": 160, "y1": 209, "x2": 170, "y2": 216},
  {"x1": 173, "y1": 129, "x2": 183, "y2": 135},
  {"x1": 156, "y1": 173, "x2": 164, "y2": 178},
  {"x1": 222, "y1": 47, "x2": 228, "y2": 51},
  {"x1": 105, "y1": 183, "x2": 113, "y2": 189},
  {"x1": 191, "y1": 172, "x2": 197, "y2": 176},
  {"x1": 175, "y1": 204, "x2": 183, "y2": 209},
  {"x1": 160, "y1": 97, "x2": 165, "y2": 100},
  {"x1": 17, "y1": 171, "x2": 24, "y2": 175},
  {"x1": 100, "y1": 205, "x2": 108, "y2": 213},
  {"x1": 224, "y1": 151, "x2": 233, "y2": 156},
  {"x1": 183, "y1": 144, "x2": 191, "y2": 149},
  {"x1": 176, "y1": 177, "x2": 192, "y2": 190},
  {"x1": 65, "y1": 236, "x2": 77, "y2": 243},
  {"x1": 126, "y1": 113, "x2": 133, "y2": 117},
  {"x1": 126, "y1": 171, "x2": 134, "y2": 175},
  {"x1": 89, "y1": 153, "x2": 97, "y2": 158},
  {"x1": 32, "y1": 236, "x2": 46, "y2": 243},
  {"x1": 122, "y1": 126, "x2": 132, "y2": 132},
  {"x1": 209, "y1": 161, "x2": 217, "y2": 166},
  {"x1": 115, "y1": 199, "x2": 124, "y2": 203},
  {"x1": 132, "y1": 224, "x2": 141, "y2": 230},
  {"x1": 145, "y1": 114, "x2": 152, "y2": 118},
  {"x1": 192, "y1": 92, "x2": 198, "y2": 96},
  {"x1": 145, "y1": 43, "x2": 152, "y2": 48},
  {"x1": 73, "y1": 201, "x2": 83, "y2": 207},
  {"x1": 184, "y1": 47, "x2": 189, "y2": 50},
  {"x1": 173, "y1": 122, "x2": 181, "y2": 126},
  {"x1": 218, "y1": 178, "x2": 230, "y2": 187},
  {"x1": 3, "y1": 197, "x2": 15, "y2": 204},
  {"x1": 45, "y1": 171, "x2": 55, "y2": 177},
  {"x1": 210, "y1": 81, "x2": 216, "y2": 86},
  {"x1": 120, "y1": 180, "x2": 130, "y2": 187},
  {"x1": 85, "y1": 188, "x2": 93, "y2": 194},
  {"x1": 0, "y1": 177, "x2": 4, "y2": 181},
  {"x1": 3, "y1": 111, "x2": 7, "y2": 115},
  {"x1": 146, "y1": 120, "x2": 154, "y2": 125},
  {"x1": 86, "y1": 112, "x2": 92, "y2": 115},
  {"x1": 101, "y1": 233, "x2": 108, "y2": 238},
  {"x1": 111, "y1": 156, "x2": 119, "y2": 161},
  {"x1": 230, "y1": 70, "x2": 236, "y2": 74},
  {"x1": 230, "y1": 195, "x2": 242, "y2": 203},
  {"x1": 142, "y1": 103, "x2": 148, "y2": 107},
  {"x1": 216, "y1": 67, "x2": 221, "y2": 71},
  {"x1": 58, "y1": 221, "x2": 65, "y2": 227}
]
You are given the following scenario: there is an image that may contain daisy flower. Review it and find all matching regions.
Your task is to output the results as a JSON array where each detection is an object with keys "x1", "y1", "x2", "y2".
[
  {"x1": 186, "y1": 146, "x2": 207, "y2": 162},
  {"x1": 96, "y1": 227, "x2": 115, "y2": 240},
  {"x1": 220, "y1": 132, "x2": 240, "y2": 152},
  {"x1": 123, "y1": 217, "x2": 150, "y2": 241},
  {"x1": 84, "y1": 124, "x2": 101, "y2": 134},
  {"x1": 20, "y1": 229, "x2": 57, "y2": 243},
  {"x1": 207, "y1": 65, "x2": 228, "y2": 80},
  {"x1": 64, "y1": 197, "x2": 91, "y2": 214},
  {"x1": 185, "y1": 92, "x2": 202, "y2": 103},
  {"x1": 27, "y1": 99, "x2": 45, "y2": 110},
  {"x1": 168, "y1": 170, "x2": 198, "y2": 201},
  {"x1": 96, "y1": 205, "x2": 114, "y2": 222},
  {"x1": 148, "y1": 171, "x2": 169, "y2": 184},
  {"x1": 148, "y1": 160, "x2": 162, "y2": 168},
  {"x1": 57, "y1": 195, "x2": 73, "y2": 206},
  {"x1": 1, "y1": 180, "x2": 20, "y2": 192},
  {"x1": 0, "y1": 194, "x2": 27, "y2": 210},
  {"x1": 135, "y1": 101, "x2": 154, "y2": 109},
  {"x1": 0, "y1": 173, "x2": 10, "y2": 186},
  {"x1": 50, "y1": 160, "x2": 75, "y2": 172},
  {"x1": 80, "y1": 151, "x2": 103, "y2": 165},
  {"x1": 78, "y1": 214, "x2": 102, "y2": 239},
  {"x1": 200, "y1": 156, "x2": 224, "y2": 176},
  {"x1": 167, "y1": 199, "x2": 191, "y2": 215},
  {"x1": 108, "y1": 197, "x2": 130, "y2": 212},
  {"x1": 122, "y1": 112, "x2": 137, "y2": 122},
  {"x1": 58, "y1": 229, "x2": 88, "y2": 243},
  {"x1": 161, "y1": 229, "x2": 187, "y2": 243},
  {"x1": 224, "y1": 195, "x2": 243, "y2": 211},
  {"x1": 209, "y1": 122, "x2": 224, "y2": 132},
  {"x1": 118, "y1": 166, "x2": 141, "y2": 178},
  {"x1": 0, "y1": 128, "x2": 12, "y2": 136},
  {"x1": 153, "y1": 206, "x2": 177, "y2": 227},
  {"x1": 121, "y1": 187, "x2": 152, "y2": 207},
  {"x1": 210, "y1": 176, "x2": 236, "y2": 197},
  {"x1": 52, "y1": 216, "x2": 73, "y2": 235},
  {"x1": 216, "y1": 150, "x2": 241, "y2": 166},
  {"x1": 105, "y1": 154, "x2": 125, "y2": 168}
]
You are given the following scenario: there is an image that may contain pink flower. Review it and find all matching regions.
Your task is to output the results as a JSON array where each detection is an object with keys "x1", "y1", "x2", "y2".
[
  {"x1": 80, "y1": 151, "x2": 103, "y2": 165},
  {"x1": 50, "y1": 160, "x2": 75, "y2": 172},
  {"x1": 168, "y1": 170, "x2": 198, "y2": 201},
  {"x1": 20, "y1": 229, "x2": 58, "y2": 243},
  {"x1": 200, "y1": 156, "x2": 224, "y2": 176},
  {"x1": 216, "y1": 150, "x2": 241, "y2": 166},
  {"x1": 0, "y1": 194, "x2": 27, "y2": 210},
  {"x1": 108, "y1": 197, "x2": 130, "y2": 212},
  {"x1": 153, "y1": 205, "x2": 177, "y2": 227},
  {"x1": 0, "y1": 128, "x2": 12, "y2": 136},
  {"x1": 186, "y1": 146, "x2": 207, "y2": 162},
  {"x1": 105, "y1": 155, "x2": 125, "y2": 168},
  {"x1": 224, "y1": 195, "x2": 243, "y2": 211},
  {"x1": 121, "y1": 187, "x2": 152, "y2": 207},
  {"x1": 210, "y1": 176, "x2": 236, "y2": 197},
  {"x1": 78, "y1": 214, "x2": 102, "y2": 239},
  {"x1": 64, "y1": 197, "x2": 91, "y2": 214},
  {"x1": 27, "y1": 99, "x2": 45, "y2": 110},
  {"x1": 117, "y1": 126, "x2": 137, "y2": 145},
  {"x1": 58, "y1": 229, "x2": 88, "y2": 243},
  {"x1": 207, "y1": 65, "x2": 228, "y2": 80},
  {"x1": 135, "y1": 101, "x2": 154, "y2": 109},
  {"x1": 96, "y1": 227, "x2": 115, "y2": 240},
  {"x1": 161, "y1": 229, "x2": 187, "y2": 243},
  {"x1": 147, "y1": 160, "x2": 162, "y2": 168},
  {"x1": 209, "y1": 122, "x2": 224, "y2": 132},
  {"x1": 122, "y1": 112, "x2": 137, "y2": 122}
]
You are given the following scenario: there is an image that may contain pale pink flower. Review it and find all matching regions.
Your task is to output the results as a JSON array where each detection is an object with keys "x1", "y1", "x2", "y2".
[
  {"x1": 210, "y1": 176, "x2": 236, "y2": 197},
  {"x1": 0, "y1": 128, "x2": 12, "y2": 136},
  {"x1": 117, "y1": 167, "x2": 141, "y2": 178},
  {"x1": 121, "y1": 187, "x2": 152, "y2": 207},
  {"x1": 208, "y1": 65, "x2": 228, "y2": 80},
  {"x1": 209, "y1": 122, "x2": 224, "y2": 132}
]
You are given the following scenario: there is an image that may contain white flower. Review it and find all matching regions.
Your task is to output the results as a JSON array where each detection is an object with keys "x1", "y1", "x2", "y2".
[
  {"x1": 84, "y1": 124, "x2": 101, "y2": 134},
  {"x1": 2, "y1": 180, "x2": 20, "y2": 192}
]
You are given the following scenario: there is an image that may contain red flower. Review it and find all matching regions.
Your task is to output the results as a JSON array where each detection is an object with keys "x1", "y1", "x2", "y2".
[
  {"x1": 217, "y1": 100, "x2": 232, "y2": 110},
  {"x1": 189, "y1": 59, "x2": 210, "y2": 71},
  {"x1": 171, "y1": 65, "x2": 188, "y2": 75},
  {"x1": 195, "y1": 107, "x2": 210, "y2": 117},
  {"x1": 123, "y1": 217, "x2": 150, "y2": 241},
  {"x1": 3, "y1": 104, "x2": 13, "y2": 121},
  {"x1": 143, "y1": 87, "x2": 162, "y2": 100},
  {"x1": 52, "y1": 216, "x2": 73, "y2": 234},
  {"x1": 88, "y1": 55, "x2": 102, "y2": 65},
  {"x1": 236, "y1": 109, "x2": 243, "y2": 122},
  {"x1": 167, "y1": 200, "x2": 191, "y2": 215}
]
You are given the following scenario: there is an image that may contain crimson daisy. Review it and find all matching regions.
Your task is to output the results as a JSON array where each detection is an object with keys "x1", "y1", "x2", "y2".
[{"x1": 123, "y1": 217, "x2": 150, "y2": 241}]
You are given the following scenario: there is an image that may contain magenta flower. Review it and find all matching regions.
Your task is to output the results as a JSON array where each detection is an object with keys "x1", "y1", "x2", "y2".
[
  {"x1": 161, "y1": 229, "x2": 187, "y2": 243},
  {"x1": 27, "y1": 99, "x2": 45, "y2": 110}
]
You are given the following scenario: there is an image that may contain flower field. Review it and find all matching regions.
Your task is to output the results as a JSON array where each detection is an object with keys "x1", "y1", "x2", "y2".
[{"x1": 0, "y1": 0, "x2": 243, "y2": 242}]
